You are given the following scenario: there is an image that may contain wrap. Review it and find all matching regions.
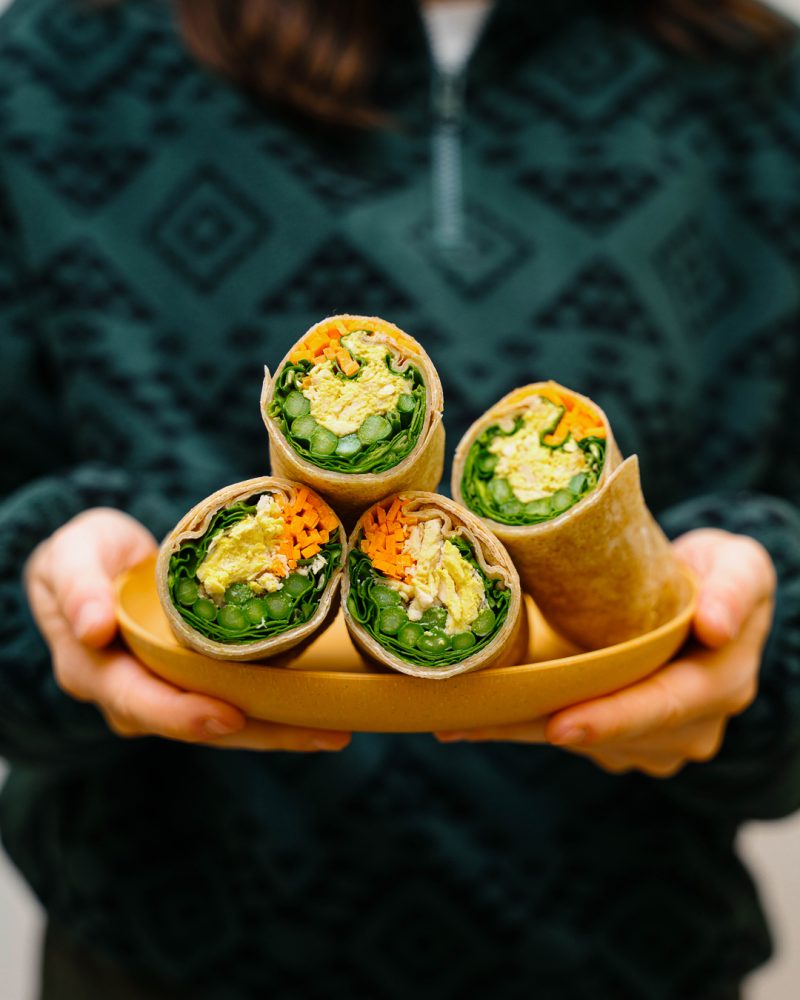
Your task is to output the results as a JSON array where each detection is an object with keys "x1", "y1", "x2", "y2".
[
  {"x1": 156, "y1": 477, "x2": 346, "y2": 661},
  {"x1": 452, "y1": 382, "x2": 686, "y2": 649},
  {"x1": 261, "y1": 315, "x2": 444, "y2": 525},
  {"x1": 343, "y1": 492, "x2": 525, "y2": 679}
]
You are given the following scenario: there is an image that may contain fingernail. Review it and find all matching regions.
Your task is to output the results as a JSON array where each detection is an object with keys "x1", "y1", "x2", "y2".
[
  {"x1": 436, "y1": 731, "x2": 466, "y2": 743},
  {"x1": 75, "y1": 601, "x2": 108, "y2": 638},
  {"x1": 312, "y1": 736, "x2": 348, "y2": 751},
  {"x1": 550, "y1": 727, "x2": 586, "y2": 746},
  {"x1": 203, "y1": 718, "x2": 241, "y2": 738}
]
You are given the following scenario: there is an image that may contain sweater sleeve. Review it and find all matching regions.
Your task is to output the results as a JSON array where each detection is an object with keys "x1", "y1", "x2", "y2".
[
  {"x1": 648, "y1": 45, "x2": 800, "y2": 818},
  {"x1": 0, "y1": 174, "x2": 175, "y2": 767},
  {"x1": 655, "y1": 489, "x2": 800, "y2": 820}
]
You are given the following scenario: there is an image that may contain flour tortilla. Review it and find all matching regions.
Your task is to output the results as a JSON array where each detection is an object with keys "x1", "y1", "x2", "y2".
[
  {"x1": 452, "y1": 383, "x2": 686, "y2": 649},
  {"x1": 342, "y1": 492, "x2": 526, "y2": 679},
  {"x1": 156, "y1": 477, "x2": 346, "y2": 662},
  {"x1": 261, "y1": 315, "x2": 445, "y2": 527}
]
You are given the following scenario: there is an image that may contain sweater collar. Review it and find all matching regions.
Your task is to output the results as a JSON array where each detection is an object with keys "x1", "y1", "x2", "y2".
[{"x1": 386, "y1": 0, "x2": 592, "y2": 77}]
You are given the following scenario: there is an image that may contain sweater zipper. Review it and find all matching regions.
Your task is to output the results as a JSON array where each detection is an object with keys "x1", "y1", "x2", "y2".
[{"x1": 431, "y1": 67, "x2": 467, "y2": 251}]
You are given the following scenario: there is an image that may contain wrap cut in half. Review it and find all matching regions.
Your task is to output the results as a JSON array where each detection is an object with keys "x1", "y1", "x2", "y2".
[
  {"x1": 156, "y1": 477, "x2": 346, "y2": 661},
  {"x1": 261, "y1": 315, "x2": 445, "y2": 526},
  {"x1": 452, "y1": 382, "x2": 687, "y2": 650},
  {"x1": 343, "y1": 492, "x2": 525, "y2": 679}
]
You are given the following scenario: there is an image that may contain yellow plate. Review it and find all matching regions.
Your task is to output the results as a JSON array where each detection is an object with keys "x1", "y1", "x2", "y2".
[{"x1": 116, "y1": 556, "x2": 697, "y2": 733}]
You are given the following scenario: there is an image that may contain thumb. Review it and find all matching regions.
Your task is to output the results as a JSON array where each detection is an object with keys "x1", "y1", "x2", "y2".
[
  {"x1": 49, "y1": 510, "x2": 156, "y2": 648},
  {"x1": 681, "y1": 533, "x2": 776, "y2": 649}
]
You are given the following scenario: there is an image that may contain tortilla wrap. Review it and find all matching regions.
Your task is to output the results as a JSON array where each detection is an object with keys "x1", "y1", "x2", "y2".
[
  {"x1": 342, "y1": 492, "x2": 526, "y2": 679},
  {"x1": 156, "y1": 477, "x2": 346, "y2": 661},
  {"x1": 452, "y1": 383, "x2": 686, "y2": 649},
  {"x1": 261, "y1": 315, "x2": 444, "y2": 526}
]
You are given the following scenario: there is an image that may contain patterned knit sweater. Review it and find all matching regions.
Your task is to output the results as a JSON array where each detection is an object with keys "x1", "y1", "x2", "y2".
[{"x1": 1, "y1": 0, "x2": 800, "y2": 996}]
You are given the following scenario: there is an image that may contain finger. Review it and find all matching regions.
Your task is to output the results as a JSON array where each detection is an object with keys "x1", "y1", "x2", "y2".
[
  {"x1": 683, "y1": 534, "x2": 775, "y2": 648},
  {"x1": 48, "y1": 514, "x2": 156, "y2": 648},
  {"x1": 198, "y1": 720, "x2": 352, "y2": 752},
  {"x1": 64, "y1": 641, "x2": 247, "y2": 742},
  {"x1": 564, "y1": 742, "x2": 690, "y2": 778},
  {"x1": 547, "y1": 606, "x2": 770, "y2": 747},
  {"x1": 434, "y1": 719, "x2": 548, "y2": 744},
  {"x1": 566, "y1": 718, "x2": 727, "y2": 763}
]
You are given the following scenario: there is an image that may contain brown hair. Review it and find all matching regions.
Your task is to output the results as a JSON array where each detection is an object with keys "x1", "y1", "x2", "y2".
[{"x1": 173, "y1": 0, "x2": 795, "y2": 127}]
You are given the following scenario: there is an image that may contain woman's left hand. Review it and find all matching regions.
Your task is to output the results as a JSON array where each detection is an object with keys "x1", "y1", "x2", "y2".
[{"x1": 434, "y1": 529, "x2": 777, "y2": 778}]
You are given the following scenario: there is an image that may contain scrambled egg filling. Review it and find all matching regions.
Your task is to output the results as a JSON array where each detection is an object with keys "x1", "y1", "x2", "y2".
[
  {"x1": 393, "y1": 520, "x2": 486, "y2": 635},
  {"x1": 196, "y1": 496, "x2": 287, "y2": 601},
  {"x1": 490, "y1": 403, "x2": 588, "y2": 504},
  {"x1": 302, "y1": 331, "x2": 412, "y2": 436}
]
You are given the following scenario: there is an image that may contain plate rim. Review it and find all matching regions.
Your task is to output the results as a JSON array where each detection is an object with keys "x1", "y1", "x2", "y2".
[{"x1": 116, "y1": 557, "x2": 698, "y2": 680}]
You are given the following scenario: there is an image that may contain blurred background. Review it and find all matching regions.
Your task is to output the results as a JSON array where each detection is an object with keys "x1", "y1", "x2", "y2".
[{"x1": 1, "y1": 0, "x2": 799, "y2": 996}]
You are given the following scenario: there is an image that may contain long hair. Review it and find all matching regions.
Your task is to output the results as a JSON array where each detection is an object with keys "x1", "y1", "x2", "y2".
[{"x1": 173, "y1": 0, "x2": 794, "y2": 126}]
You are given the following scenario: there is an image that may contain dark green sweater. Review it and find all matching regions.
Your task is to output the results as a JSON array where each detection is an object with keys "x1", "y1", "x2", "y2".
[{"x1": 2, "y1": 0, "x2": 800, "y2": 996}]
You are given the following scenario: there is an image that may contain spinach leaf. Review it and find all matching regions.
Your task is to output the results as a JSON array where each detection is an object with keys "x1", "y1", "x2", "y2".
[
  {"x1": 347, "y1": 536, "x2": 510, "y2": 669},
  {"x1": 268, "y1": 355, "x2": 426, "y2": 475},
  {"x1": 461, "y1": 426, "x2": 606, "y2": 527},
  {"x1": 168, "y1": 495, "x2": 342, "y2": 645}
]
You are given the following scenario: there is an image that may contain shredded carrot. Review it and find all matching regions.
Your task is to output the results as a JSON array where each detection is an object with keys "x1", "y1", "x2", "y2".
[
  {"x1": 287, "y1": 321, "x2": 366, "y2": 377},
  {"x1": 288, "y1": 323, "x2": 341, "y2": 364},
  {"x1": 337, "y1": 350, "x2": 360, "y2": 377},
  {"x1": 359, "y1": 496, "x2": 416, "y2": 583},
  {"x1": 537, "y1": 387, "x2": 607, "y2": 445},
  {"x1": 263, "y1": 488, "x2": 340, "y2": 574}
]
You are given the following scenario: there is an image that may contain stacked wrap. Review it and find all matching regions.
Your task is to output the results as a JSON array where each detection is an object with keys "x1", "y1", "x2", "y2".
[
  {"x1": 343, "y1": 492, "x2": 525, "y2": 679},
  {"x1": 261, "y1": 315, "x2": 445, "y2": 526},
  {"x1": 453, "y1": 383, "x2": 687, "y2": 650},
  {"x1": 156, "y1": 477, "x2": 346, "y2": 661}
]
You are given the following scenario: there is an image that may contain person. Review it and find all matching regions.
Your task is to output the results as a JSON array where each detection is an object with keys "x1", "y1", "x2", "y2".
[{"x1": 1, "y1": 0, "x2": 799, "y2": 996}]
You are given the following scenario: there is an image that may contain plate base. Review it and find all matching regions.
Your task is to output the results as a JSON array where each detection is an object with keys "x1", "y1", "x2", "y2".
[{"x1": 116, "y1": 556, "x2": 696, "y2": 732}]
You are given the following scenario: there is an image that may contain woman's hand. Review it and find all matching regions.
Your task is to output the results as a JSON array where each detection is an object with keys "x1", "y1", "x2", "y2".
[
  {"x1": 24, "y1": 508, "x2": 351, "y2": 752},
  {"x1": 435, "y1": 529, "x2": 776, "y2": 777}
]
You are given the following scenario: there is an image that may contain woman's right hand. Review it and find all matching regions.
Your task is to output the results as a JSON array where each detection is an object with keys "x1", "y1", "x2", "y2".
[{"x1": 23, "y1": 508, "x2": 351, "y2": 752}]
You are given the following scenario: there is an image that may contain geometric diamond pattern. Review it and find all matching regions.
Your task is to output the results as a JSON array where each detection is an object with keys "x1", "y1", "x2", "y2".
[
  {"x1": 7, "y1": 135, "x2": 149, "y2": 210},
  {"x1": 258, "y1": 129, "x2": 415, "y2": 208},
  {"x1": 259, "y1": 238, "x2": 413, "y2": 315},
  {"x1": 36, "y1": 240, "x2": 152, "y2": 320},
  {"x1": 518, "y1": 163, "x2": 660, "y2": 232},
  {"x1": 652, "y1": 215, "x2": 742, "y2": 333},
  {"x1": 508, "y1": 17, "x2": 664, "y2": 129},
  {"x1": 408, "y1": 201, "x2": 533, "y2": 298},
  {"x1": 37, "y1": 1, "x2": 121, "y2": 60},
  {"x1": 23, "y1": 0, "x2": 150, "y2": 101},
  {"x1": 147, "y1": 165, "x2": 269, "y2": 292},
  {"x1": 535, "y1": 258, "x2": 662, "y2": 345}
]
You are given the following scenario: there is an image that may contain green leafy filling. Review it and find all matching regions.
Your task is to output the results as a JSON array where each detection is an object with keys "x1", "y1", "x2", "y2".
[
  {"x1": 346, "y1": 536, "x2": 510, "y2": 668},
  {"x1": 461, "y1": 412, "x2": 606, "y2": 527},
  {"x1": 268, "y1": 338, "x2": 426, "y2": 474},
  {"x1": 168, "y1": 497, "x2": 342, "y2": 644}
]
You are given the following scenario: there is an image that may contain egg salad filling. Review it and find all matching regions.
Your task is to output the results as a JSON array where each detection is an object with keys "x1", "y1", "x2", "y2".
[
  {"x1": 347, "y1": 498, "x2": 510, "y2": 667},
  {"x1": 461, "y1": 388, "x2": 606, "y2": 526},
  {"x1": 168, "y1": 489, "x2": 342, "y2": 644},
  {"x1": 270, "y1": 323, "x2": 427, "y2": 474}
]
